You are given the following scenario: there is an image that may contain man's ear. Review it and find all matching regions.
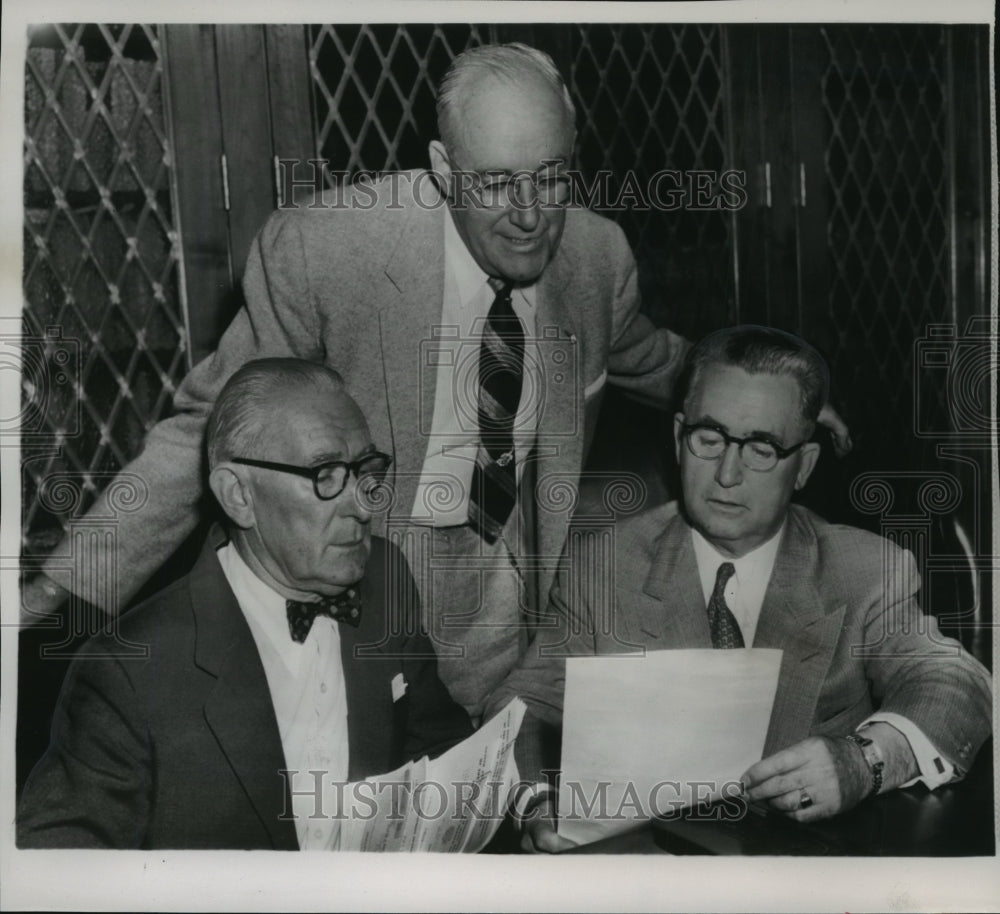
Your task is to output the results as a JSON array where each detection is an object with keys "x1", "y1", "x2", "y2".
[
  {"x1": 427, "y1": 140, "x2": 451, "y2": 196},
  {"x1": 673, "y1": 413, "x2": 685, "y2": 465},
  {"x1": 208, "y1": 465, "x2": 255, "y2": 530},
  {"x1": 794, "y1": 442, "x2": 821, "y2": 491}
]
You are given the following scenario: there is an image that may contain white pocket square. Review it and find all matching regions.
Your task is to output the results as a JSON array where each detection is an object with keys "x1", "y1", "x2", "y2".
[{"x1": 391, "y1": 673, "x2": 408, "y2": 702}]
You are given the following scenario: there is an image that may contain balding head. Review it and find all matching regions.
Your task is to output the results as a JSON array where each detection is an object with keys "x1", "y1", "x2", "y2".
[
  {"x1": 436, "y1": 43, "x2": 576, "y2": 155},
  {"x1": 428, "y1": 43, "x2": 576, "y2": 285}
]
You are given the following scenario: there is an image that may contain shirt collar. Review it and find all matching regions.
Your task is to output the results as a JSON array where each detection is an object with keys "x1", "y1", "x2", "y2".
[
  {"x1": 216, "y1": 541, "x2": 308, "y2": 672},
  {"x1": 691, "y1": 521, "x2": 785, "y2": 598},
  {"x1": 443, "y1": 204, "x2": 537, "y2": 311}
]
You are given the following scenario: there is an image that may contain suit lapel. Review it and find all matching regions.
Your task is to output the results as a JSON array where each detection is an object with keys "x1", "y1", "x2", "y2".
[
  {"x1": 192, "y1": 533, "x2": 299, "y2": 850},
  {"x1": 337, "y1": 539, "x2": 395, "y2": 781},
  {"x1": 639, "y1": 514, "x2": 713, "y2": 648},
  {"x1": 611, "y1": 507, "x2": 846, "y2": 756},
  {"x1": 532, "y1": 250, "x2": 584, "y2": 603},
  {"x1": 378, "y1": 180, "x2": 447, "y2": 514},
  {"x1": 337, "y1": 614, "x2": 393, "y2": 782},
  {"x1": 755, "y1": 510, "x2": 846, "y2": 755}
]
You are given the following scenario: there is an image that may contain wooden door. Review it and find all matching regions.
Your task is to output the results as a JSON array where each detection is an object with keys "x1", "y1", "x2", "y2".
[{"x1": 162, "y1": 25, "x2": 314, "y2": 367}]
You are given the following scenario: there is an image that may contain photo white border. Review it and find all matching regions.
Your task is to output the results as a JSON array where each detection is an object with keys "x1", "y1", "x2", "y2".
[{"x1": 1, "y1": 1, "x2": 997, "y2": 911}]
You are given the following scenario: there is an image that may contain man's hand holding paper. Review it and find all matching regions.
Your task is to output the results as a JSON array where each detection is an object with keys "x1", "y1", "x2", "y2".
[{"x1": 743, "y1": 721, "x2": 921, "y2": 822}]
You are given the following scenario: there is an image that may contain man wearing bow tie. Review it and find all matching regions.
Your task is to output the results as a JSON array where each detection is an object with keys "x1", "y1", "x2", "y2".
[{"x1": 17, "y1": 359, "x2": 473, "y2": 849}]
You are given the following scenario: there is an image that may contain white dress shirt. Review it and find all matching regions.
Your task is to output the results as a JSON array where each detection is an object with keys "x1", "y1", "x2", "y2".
[
  {"x1": 692, "y1": 525, "x2": 784, "y2": 648},
  {"x1": 689, "y1": 527, "x2": 955, "y2": 790},
  {"x1": 411, "y1": 206, "x2": 539, "y2": 526},
  {"x1": 217, "y1": 542, "x2": 350, "y2": 849}
]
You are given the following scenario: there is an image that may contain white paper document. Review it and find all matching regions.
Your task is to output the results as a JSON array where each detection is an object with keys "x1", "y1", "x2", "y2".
[
  {"x1": 337, "y1": 697, "x2": 525, "y2": 852},
  {"x1": 557, "y1": 649, "x2": 782, "y2": 846}
]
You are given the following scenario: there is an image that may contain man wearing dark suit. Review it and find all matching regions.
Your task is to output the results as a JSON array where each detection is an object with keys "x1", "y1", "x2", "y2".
[
  {"x1": 490, "y1": 325, "x2": 991, "y2": 837},
  {"x1": 17, "y1": 360, "x2": 474, "y2": 849}
]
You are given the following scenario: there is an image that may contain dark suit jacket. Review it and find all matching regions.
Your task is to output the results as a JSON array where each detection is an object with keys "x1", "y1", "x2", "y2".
[
  {"x1": 43, "y1": 173, "x2": 689, "y2": 614},
  {"x1": 489, "y1": 503, "x2": 991, "y2": 771},
  {"x1": 18, "y1": 530, "x2": 473, "y2": 849}
]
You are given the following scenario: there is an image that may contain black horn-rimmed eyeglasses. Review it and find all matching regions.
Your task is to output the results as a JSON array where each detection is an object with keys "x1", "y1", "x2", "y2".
[
  {"x1": 679, "y1": 423, "x2": 808, "y2": 473},
  {"x1": 231, "y1": 452, "x2": 392, "y2": 500}
]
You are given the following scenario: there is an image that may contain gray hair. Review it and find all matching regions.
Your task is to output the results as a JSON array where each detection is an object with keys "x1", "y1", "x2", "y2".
[
  {"x1": 436, "y1": 42, "x2": 576, "y2": 151},
  {"x1": 683, "y1": 325, "x2": 830, "y2": 432},
  {"x1": 206, "y1": 359, "x2": 345, "y2": 470}
]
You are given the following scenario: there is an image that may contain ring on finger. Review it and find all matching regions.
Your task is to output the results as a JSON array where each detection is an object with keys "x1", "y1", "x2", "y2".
[{"x1": 798, "y1": 788, "x2": 813, "y2": 810}]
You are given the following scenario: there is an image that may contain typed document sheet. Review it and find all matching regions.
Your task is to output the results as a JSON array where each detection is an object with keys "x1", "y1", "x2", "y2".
[
  {"x1": 338, "y1": 697, "x2": 526, "y2": 852},
  {"x1": 558, "y1": 649, "x2": 782, "y2": 846}
]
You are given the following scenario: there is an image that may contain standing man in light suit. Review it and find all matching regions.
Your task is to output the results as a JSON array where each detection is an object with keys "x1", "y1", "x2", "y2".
[{"x1": 23, "y1": 45, "x2": 847, "y2": 720}]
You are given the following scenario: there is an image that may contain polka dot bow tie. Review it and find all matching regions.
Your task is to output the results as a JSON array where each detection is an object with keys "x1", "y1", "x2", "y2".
[{"x1": 285, "y1": 588, "x2": 362, "y2": 643}]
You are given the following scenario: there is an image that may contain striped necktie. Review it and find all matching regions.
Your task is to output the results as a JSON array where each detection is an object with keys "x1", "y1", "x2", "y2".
[
  {"x1": 707, "y1": 562, "x2": 745, "y2": 649},
  {"x1": 467, "y1": 280, "x2": 524, "y2": 544}
]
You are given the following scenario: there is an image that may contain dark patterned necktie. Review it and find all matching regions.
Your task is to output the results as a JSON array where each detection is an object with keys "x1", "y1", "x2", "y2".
[
  {"x1": 286, "y1": 587, "x2": 362, "y2": 643},
  {"x1": 707, "y1": 562, "x2": 745, "y2": 649},
  {"x1": 468, "y1": 281, "x2": 524, "y2": 544}
]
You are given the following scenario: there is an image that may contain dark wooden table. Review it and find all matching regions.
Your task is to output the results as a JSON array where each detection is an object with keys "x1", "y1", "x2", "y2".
[{"x1": 565, "y1": 740, "x2": 995, "y2": 856}]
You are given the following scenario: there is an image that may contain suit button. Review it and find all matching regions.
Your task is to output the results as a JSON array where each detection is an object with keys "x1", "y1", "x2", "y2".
[{"x1": 320, "y1": 682, "x2": 327, "y2": 693}]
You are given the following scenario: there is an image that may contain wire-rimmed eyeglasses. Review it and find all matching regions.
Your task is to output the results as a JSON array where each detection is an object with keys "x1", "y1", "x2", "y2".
[{"x1": 445, "y1": 151, "x2": 572, "y2": 209}]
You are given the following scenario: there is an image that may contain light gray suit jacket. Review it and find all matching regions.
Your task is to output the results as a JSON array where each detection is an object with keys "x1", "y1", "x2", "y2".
[
  {"x1": 49, "y1": 173, "x2": 688, "y2": 611},
  {"x1": 489, "y1": 502, "x2": 991, "y2": 770}
]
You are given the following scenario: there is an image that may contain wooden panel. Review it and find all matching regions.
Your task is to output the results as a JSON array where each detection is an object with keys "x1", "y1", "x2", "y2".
[
  {"x1": 756, "y1": 25, "x2": 799, "y2": 333},
  {"x1": 162, "y1": 24, "x2": 233, "y2": 367},
  {"x1": 726, "y1": 25, "x2": 768, "y2": 325},
  {"x1": 265, "y1": 25, "x2": 321, "y2": 208},
  {"x1": 215, "y1": 24, "x2": 276, "y2": 286},
  {"x1": 785, "y1": 26, "x2": 855, "y2": 528},
  {"x1": 788, "y1": 26, "x2": 833, "y2": 355},
  {"x1": 948, "y1": 26, "x2": 990, "y2": 327},
  {"x1": 941, "y1": 27, "x2": 991, "y2": 622},
  {"x1": 265, "y1": 26, "x2": 314, "y2": 166}
]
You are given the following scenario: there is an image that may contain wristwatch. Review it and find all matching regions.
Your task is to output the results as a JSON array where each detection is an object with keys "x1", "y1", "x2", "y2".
[
  {"x1": 512, "y1": 783, "x2": 556, "y2": 830},
  {"x1": 844, "y1": 731, "x2": 885, "y2": 797}
]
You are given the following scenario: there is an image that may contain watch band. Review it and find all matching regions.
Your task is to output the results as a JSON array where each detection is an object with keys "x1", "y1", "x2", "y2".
[
  {"x1": 844, "y1": 732, "x2": 885, "y2": 797},
  {"x1": 511, "y1": 783, "x2": 555, "y2": 830}
]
